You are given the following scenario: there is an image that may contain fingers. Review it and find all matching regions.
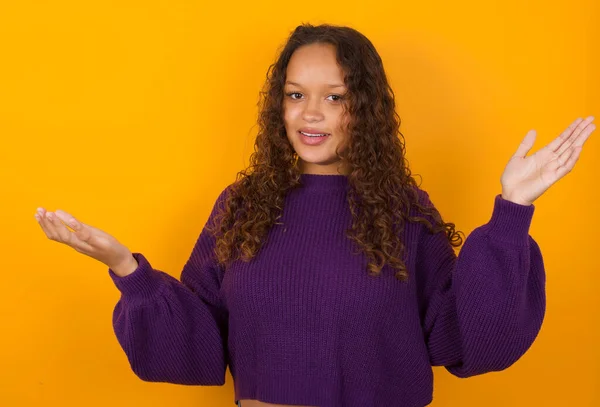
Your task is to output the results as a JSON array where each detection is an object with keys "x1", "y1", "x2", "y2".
[
  {"x1": 554, "y1": 116, "x2": 595, "y2": 157},
  {"x1": 569, "y1": 120, "x2": 595, "y2": 148},
  {"x1": 49, "y1": 211, "x2": 74, "y2": 242},
  {"x1": 35, "y1": 207, "x2": 93, "y2": 253},
  {"x1": 512, "y1": 129, "x2": 537, "y2": 159},
  {"x1": 36, "y1": 208, "x2": 71, "y2": 242},
  {"x1": 36, "y1": 208, "x2": 58, "y2": 240},
  {"x1": 55, "y1": 209, "x2": 80, "y2": 232},
  {"x1": 546, "y1": 118, "x2": 583, "y2": 152},
  {"x1": 555, "y1": 146, "x2": 582, "y2": 179}
]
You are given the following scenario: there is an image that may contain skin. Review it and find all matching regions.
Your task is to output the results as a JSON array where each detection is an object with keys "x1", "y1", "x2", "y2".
[
  {"x1": 283, "y1": 42, "x2": 351, "y2": 176},
  {"x1": 500, "y1": 115, "x2": 595, "y2": 205},
  {"x1": 34, "y1": 39, "x2": 595, "y2": 407}
]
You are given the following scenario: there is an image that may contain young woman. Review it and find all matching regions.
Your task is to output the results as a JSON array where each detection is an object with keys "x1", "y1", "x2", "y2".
[{"x1": 35, "y1": 23, "x2": 595, "y2": 407}]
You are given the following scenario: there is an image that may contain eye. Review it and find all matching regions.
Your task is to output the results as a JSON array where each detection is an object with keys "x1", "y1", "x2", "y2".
[{"x1": 284, "y1": 92, "x2": 345, "y2": 102}]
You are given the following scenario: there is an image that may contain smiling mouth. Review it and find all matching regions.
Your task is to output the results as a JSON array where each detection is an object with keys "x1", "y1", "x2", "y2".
[
  {"x1": 298, "y1": 131, "x2": 330, "y2": 137},
  {"x1": 297, "y1": 130, "x2": 330, "y2": 146}
]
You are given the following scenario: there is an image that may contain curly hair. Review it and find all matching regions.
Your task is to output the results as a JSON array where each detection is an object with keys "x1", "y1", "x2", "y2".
[{"x1": 205, "y1": 23, "x2": 465, "y2": 282}]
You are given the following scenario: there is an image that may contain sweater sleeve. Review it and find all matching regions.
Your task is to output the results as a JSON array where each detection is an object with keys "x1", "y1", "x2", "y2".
[
  {"x1": 107, "y1": 186, "x2": 231, "y2": 385},
  {"x1": 415, "y1": 192, "x2": 546, "y2": 378}
]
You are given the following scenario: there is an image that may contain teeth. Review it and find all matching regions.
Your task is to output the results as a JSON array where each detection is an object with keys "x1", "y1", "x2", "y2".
[{"x1": 300, "y1": 131, "x2": 328, "y2": 137}]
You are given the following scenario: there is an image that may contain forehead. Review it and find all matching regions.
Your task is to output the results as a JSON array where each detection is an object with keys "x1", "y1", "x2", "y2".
[{"x1": 286, "y1": 43, "x2": 345, "y2": 86}]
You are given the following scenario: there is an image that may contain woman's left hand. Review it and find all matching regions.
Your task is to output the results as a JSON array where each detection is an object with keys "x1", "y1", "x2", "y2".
[{"x1": 500, "y1": 116, "x2": 596, "y2": 206}]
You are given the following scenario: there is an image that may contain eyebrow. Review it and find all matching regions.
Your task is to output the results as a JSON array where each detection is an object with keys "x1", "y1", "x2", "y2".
[{"x1": 285, "y1": 81, "x2": 346, "y2": 88}]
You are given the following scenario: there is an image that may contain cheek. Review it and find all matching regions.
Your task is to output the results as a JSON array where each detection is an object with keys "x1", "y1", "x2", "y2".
[
  {"x1": 283, "y1": 103, "x2": 299, "y2": 122},
  {"x1": 283, "y1": 111, "x2": 294, "y2": 137},
  {"x1": 283, "y1": 109, "x2": 297, "y2": 142},
  {"x1": 335, "y1": 113, "x2": 350, "y2": 136}
]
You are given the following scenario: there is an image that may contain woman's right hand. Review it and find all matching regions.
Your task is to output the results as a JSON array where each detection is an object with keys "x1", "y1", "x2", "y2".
[{"x1": 34, "y1": 207, "x2": 138, "y2": 277}]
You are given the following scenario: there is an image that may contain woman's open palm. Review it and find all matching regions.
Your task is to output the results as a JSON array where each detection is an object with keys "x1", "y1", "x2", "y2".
[
  {"x1": 500, "y1": 116, "x2": 596, "y2": 205},
  {"x1": 34, "y1": 208, "x2": 132, "y2": 274}
]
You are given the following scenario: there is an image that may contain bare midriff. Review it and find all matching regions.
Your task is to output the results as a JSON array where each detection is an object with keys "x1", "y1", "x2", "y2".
[{"x1": 238, "y1": 400, "x2": 317, "y2": 407}]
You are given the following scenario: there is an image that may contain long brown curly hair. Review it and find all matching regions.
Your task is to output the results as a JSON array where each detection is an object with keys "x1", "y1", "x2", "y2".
[{"x1": 206, "y1": 23, "x2": 464, "y2": 281}]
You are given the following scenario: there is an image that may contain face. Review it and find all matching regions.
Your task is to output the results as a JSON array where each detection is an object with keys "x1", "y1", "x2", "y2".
[{"x1": 283, "y1": 43, "x2": 350, "y2": 175}]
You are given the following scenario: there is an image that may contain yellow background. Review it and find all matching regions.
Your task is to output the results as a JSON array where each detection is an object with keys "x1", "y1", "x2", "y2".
[{"x1": 1, "y1": 0, "x2": 598, "y2": 406}]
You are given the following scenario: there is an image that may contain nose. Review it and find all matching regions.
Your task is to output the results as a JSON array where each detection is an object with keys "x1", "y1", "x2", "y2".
[{"x1": 301, "y1": 98, "x2": 325, "y2": 122}]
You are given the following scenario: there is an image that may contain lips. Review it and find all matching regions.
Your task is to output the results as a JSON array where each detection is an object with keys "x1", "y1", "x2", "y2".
[{"x1": 298, "y1": 130, "x2": 330, "y2": 146}]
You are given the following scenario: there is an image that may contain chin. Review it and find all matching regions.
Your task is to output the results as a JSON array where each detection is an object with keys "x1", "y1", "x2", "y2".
[
  {"x1": 296, "y1": 152, "x2": 333, "y2": 163},
  {"x1": 297, "y1": 154, "x2": 341, "y2": 167}
]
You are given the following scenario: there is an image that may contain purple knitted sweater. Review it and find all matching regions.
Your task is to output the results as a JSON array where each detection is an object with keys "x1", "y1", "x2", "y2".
[{"x1": 108, "y1": 173, "x2": 545, "y2": 407}]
